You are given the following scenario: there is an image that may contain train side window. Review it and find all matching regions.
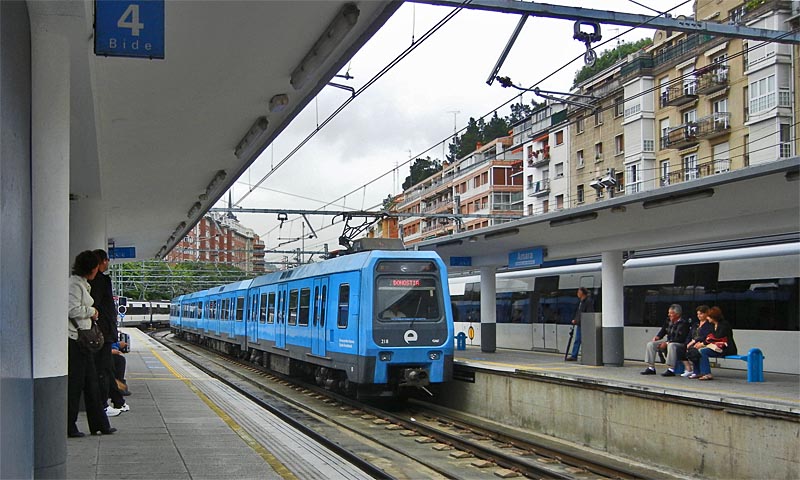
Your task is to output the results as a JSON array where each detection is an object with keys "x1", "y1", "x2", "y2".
[
  {"x1": 235, "y1": 296, "x2": 244, "y2": 322},
  {"x1": 299, "y1": 288, "x2": 310, "y2": 326},
  {"x1": 674, "y1": 263, "x2": 719, "y2": 289},
  {"x1": 313, "y1": 286, "x2": 320, "y2": 325},
  {"x1": 321, "y1": 285, "x2": 327, "y2": 327},
  {"x1": 259, "y1": 293, "x2": 267, "y2": 323},
  {"x1": 338, "y1": 284, "x2": 350, "y2": 328},
  {"x1": 267, "y1": 292, "x2": 275, "y2": 323},
  {"x1": 250, "y1": 295, "x2": 257, "y2": 322},
  {"x1": 288, "y1": 289, "x2": 298, "y2": 325}
]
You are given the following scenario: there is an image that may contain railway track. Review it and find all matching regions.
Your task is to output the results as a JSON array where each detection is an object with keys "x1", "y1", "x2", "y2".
[{"x1": 155, "y1": 332, "x2": 664, "y2": 480}]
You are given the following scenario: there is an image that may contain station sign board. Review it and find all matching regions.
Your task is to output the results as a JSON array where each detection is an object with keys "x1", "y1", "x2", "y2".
[
  {"x1": 508, "y1": 247, "x2": 544, "y2": 269},
  {"x1": 95, "y1": 1, "x2": 165, "y2": 59},
  {"x1": 109, "y1": 246, "x2": 136, "y2": 259},
  {"x1": 450, "y1": 256, "x2": 472, "y2": 267}
]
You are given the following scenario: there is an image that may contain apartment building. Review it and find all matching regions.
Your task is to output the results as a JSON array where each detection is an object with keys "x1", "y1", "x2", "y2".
[
  {"x1": 165, "y1": 213, "x2": 266, "y2": 273},
  {"x1": 568, "y1": 66, "x2": 627, "y2": 205},
  {"x1": 396, "y1": 137, "x2": 523, "y2": 245}
]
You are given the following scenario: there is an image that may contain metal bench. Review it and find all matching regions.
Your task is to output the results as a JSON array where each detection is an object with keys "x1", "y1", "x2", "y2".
[{"x1": 724, "y1": 348, "x2": 765, "y2": 382}]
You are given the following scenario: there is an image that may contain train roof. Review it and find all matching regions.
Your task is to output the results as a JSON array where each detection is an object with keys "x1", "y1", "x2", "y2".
[
  {"x1": 250, "y1": 250, "x2": 444, "y2": 288},
  {"x1": 205, "y1": 278, "x2": 254, "y2": 295}
]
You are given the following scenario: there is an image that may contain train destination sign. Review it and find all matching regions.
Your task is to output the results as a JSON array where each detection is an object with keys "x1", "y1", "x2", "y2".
[
  {"x1": 95, "y1": 1, "x2": 165, "y2": 59},
  {"x1": 508, "y1": 247, "x2": 544, "y2": 269}
]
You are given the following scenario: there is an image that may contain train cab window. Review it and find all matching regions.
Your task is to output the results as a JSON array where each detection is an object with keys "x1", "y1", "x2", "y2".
[
  {"x1": 338, "y1": 284, "x2": 350, "y2": 328},
  {"x1": 376, "y1": 277, "x2": 440, "y2": 321},
  {"x1": 320, "y1": 285, "x2": 327, "y2": 327},
  {"x1": 235, "y1": 296, "x2": 244, "y2": 322},
  {"x1": 299, "y1": 288, "x2": 310, "y2": 326},
  {"x1": 267, "y1": 292, "x2": 275, "y2": 323},
  {"x1": 288, "y1": 289, "x2": 298, "y2": 325},
  {"x1": 259, "y1": 293, "x2": 267, "y2": 323}
]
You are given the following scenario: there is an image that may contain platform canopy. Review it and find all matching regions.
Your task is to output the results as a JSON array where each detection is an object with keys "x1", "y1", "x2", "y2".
[{"x1": 29, "y1": 0, "x2": 399, "y2": 260}]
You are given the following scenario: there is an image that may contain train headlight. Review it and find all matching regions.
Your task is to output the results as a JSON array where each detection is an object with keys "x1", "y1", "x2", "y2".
[
  {"x1": 379, "y1": 351, "x2": 393, "y2": 361},
  {"x1": 428, "y1": 351, "x2": 441, "y2": 361}
]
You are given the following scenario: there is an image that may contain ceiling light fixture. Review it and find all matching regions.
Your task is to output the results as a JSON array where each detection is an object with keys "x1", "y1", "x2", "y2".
[
  {"x1": 642, "y1": 189, "x2": 714, "y2": 210},
  {"x1": 234, "y1": 117, "x2": 269, "y2": 159},
  {"x1": 290, "y1": 3, "x2": 360, "y2": 91},
  {"x1": 187, "y1": 202, "x2": 202, "y2": 218},
  {"x1": 550, "y1": 212, "x2": 598, "y2": 227},
  {"x1": 269, "y1": 94, "x2": 289, "y2": 113}
]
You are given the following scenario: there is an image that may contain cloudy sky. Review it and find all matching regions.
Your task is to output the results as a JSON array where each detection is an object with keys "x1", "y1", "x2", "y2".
[{"x1": 223, "y1": 0, "x2": 694, "y2": 263}]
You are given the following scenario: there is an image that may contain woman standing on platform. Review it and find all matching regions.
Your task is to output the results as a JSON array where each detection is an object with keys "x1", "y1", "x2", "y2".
[
  {"x1": 67, "y1": 250, "x2": 115, "y2": 437},
  {"x1": 687, "y1": 306, "x2": 737, "y2": 380}
]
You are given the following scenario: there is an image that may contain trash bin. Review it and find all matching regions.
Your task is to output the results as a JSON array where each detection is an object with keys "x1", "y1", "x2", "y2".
[
  {"x1": 456, "y1": 332, "x2": 467, "y2": 351},
  {"x1": 580, "y1": 313, "x2": 602, "y2": 366}
]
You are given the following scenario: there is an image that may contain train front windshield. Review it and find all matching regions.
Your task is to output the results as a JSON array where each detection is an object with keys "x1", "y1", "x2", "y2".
[{"x1": 376, "y1": 277, "x2": 441, "y2": 320}]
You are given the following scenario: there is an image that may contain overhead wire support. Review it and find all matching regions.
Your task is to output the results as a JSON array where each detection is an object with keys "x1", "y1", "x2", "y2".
[
  {"x1": 409, "y1": 0, "x2": 800, "y2": 44},
  {"x1": 209, "y1": 207, "x2": 523, "y2": 221}
]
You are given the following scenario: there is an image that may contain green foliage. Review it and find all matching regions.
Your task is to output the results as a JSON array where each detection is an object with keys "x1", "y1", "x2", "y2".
[
  {"x1": 402, "y1": 156, "x2": 443, "y2": 190},
  {"x1": 113, "y1": 261, "x2": 253, "y2": 300},
  {"x1": 573, "y1": 38, "x2": 653, "y2": 87}
]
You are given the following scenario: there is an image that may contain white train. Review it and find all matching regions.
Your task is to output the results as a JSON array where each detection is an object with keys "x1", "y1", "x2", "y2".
[
  {"x1": 448, "y1": 242, "x2": 800, "y2": 374},
  {"x1": 118, "y1": 300, "x2": 171, "y2": 328}
]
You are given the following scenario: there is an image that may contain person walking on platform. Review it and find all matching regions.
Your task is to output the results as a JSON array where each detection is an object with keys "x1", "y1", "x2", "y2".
[
  {"x1": 67, "y1": 251, "x2": 115, "y2": 437},
  {"x1": 640, "y1": 304, "x2": 690, "y2": 375},
  {"x1": 90, "y1": 249, "x2": 128, "y2": 416},
  {"x1": 565, "y1": 287, "x2": 594, "y2": 361},
  {"x1": 687, "y1": 306, "x2": 737, "y2": 380}
]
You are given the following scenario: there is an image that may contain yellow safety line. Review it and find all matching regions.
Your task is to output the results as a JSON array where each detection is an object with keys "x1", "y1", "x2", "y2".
[{"x1": 149, "y1": 348, "x2": 298, "y2": 480}]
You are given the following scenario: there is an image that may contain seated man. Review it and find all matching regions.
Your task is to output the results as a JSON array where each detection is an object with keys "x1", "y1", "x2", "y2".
[{"x1": 641, "y1": 304, "x2": 690, "y2": 376}]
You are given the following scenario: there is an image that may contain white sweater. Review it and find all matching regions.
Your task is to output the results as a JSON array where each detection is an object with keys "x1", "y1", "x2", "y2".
[{"x1": 68, "y1": 274, "x2": 95, "y2": 340}]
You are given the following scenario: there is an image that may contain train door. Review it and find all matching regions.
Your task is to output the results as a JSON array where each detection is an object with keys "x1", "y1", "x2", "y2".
[
  {"x1": 248, "y1": 291, "x2": 259, "y2": 344},
  {"x1": 312, "y1": 278, "x2": 328, "y2": 357},
  {"x1": 532, "y1": 276, "x2": 558, "y2": 350},
  {"x1": 275, "y1": 285, "x2": 288, "y2": 349}
]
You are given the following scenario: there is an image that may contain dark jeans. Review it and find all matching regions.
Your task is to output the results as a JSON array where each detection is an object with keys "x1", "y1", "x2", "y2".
[
  {"x1": 68, "y1": 339, "x2": 110, "y2": 435},
  {"x1": 95, "y1": 342, "x2": 125, "y2": 408},
  {"x1": 113, "y1": 353, "x2": 127, "y2": 382}
]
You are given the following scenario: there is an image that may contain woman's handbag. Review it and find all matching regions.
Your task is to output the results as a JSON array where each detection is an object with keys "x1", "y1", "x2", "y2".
[{"x1": 69, "y1": 317, "x2": 104, "y2": 352}]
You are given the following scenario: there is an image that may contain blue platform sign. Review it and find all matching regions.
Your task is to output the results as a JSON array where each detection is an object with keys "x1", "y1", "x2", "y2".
[
  {"x1": 109, "y1": 246, "x2": 136, "y2": 259},
  {"x1": 95, "y1": 1, "x2": 165, "y2": 59},
  {"x1": 450, "y1": 256, "x2": 472, "y2": 267},
  {"x1": 508, "y1": 247, "x2": 544, "y2": 269}
]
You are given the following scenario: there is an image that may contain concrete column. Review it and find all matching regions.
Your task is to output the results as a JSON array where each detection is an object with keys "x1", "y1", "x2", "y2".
[
  {"x1": 30, "y1": 16, "x2": 70, "y2": 479},
  {"x1": 601, "y1": 250, "x2": 624, "y2": 366},
  {"x1": 480, "y1": 267, "x2": 497, "y2": 353},
  {"x1": 69, "y1": 198, "x2": 107, "y2": 260},
  {"x1": 1, "y1": 3, "x2": 34, "y2": 478}
]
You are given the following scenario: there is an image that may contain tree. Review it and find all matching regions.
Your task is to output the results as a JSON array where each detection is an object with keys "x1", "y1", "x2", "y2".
[
  {"x1": 573, "y1": 38, "x2": 653, "y2": 87},
  {"x1": 508, "y1": 100, "x2": 543, "y2": 124},
  {"x1": 402, "y1": 156, "x2": 443, "y2": 190}
]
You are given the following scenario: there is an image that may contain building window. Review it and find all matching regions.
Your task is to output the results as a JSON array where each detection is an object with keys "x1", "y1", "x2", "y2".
[
  {"x1": 556, "y1": 195, "x2": 564, "y2": 210},
  {"x1": 577, "y1": 116, "x2": 585, "y2": 133},
  {"x1": 743, "y1": 85, "x2": 749, "y2": 121},
  {"x1": 682, "y1": 66, "x2": 696, "y2": 96},
  {"x1": 576, "y1": 150, "x2": 584, "y2": 168},
  {"x1": 577, "y1": 184, "x2": 585, "y2": 204},
  {"x1": 713, "y1": 142, "x2": 730, "y2": 174},
  {"x1": 659, "y1": 118, "x2": 670, "y2": 148},
  {"x1": 626, "y1": 163, "x2": 640, "y2": 194},
  {"x1": 713, "y1": 98, "x2": 728, "y2": 114},
  {"x1": 594, "y1": 143, "x2": 603, "y2": 162},
  {"x1": 615, "y1": 134, "x2": 624, "y2": 155},
  {"x1": 743, "y1": 134, "x2": 750, "y2": 167},
  {"x1": 555, "y1": 130, "x2": 564, "y2": 145},
  {"x1": 682, "y1": 108, "x2": 697, "y2": 125},
  {"x1": 660, "y1": 160, "x2": 670, "y2": 186},
  {"x1": 683, "y1": 153, "x2": 698, "y2": 181},
  {"x1": 542, "y1": 200, "x2": 549, "y2": 213},
  {"x1": 749, "y1": 74, "x2": 776, "y2": 114},
  {"x1": 527, "y1": 204, "x2": 533, "y2": 215},
  {"x1": 614, "y1": 96, "x2": 624, "y2": 117},
  {"x1": 643, "y1": 139, "x2": 655, "y2": 152},
  {"x1": 659, "y1": 76, "x2": 670, "y2": 106},
  {"x1": 780, "y1": 124, "x2": 792, "y2": 158},
  {"x1": 555, "y1": 162, "x2": 564, "y2": 178},
  {"x1": 594, "y1": 109, "x2": 603, "y2": 126}
]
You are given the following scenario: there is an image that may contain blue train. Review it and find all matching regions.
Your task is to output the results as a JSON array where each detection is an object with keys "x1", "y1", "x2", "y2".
[{"x1": 170, "y1": 242, "x2": 454, "y2": 397}]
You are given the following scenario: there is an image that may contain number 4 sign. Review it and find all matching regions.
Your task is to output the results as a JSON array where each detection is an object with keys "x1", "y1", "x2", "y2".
[{"x1": 95, "y1": 1, "x2": 165, "y2": 59}]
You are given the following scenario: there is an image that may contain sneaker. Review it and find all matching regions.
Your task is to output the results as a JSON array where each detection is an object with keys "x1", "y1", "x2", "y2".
[
  {"x1": 640, "y1": 367, "x2": 656, "y2": 375},
  {"x1": 105, "y1": 406, "x2": 121, "y2": 417},
  {"x1": 117, "y1": 403, "x2": 130, "y2": 412},
  {"x1": 688, "y1": 373, "x2": 700, "y2": 379},
  {"x1": 661, "y1": 369, "x2": 675, "y2": 377},
  {"x1": 680, "y1": 370, "x2": 694, "y2": 377}
]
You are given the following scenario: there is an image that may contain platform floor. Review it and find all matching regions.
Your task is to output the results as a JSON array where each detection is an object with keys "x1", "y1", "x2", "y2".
[
  {"x1": 455, "y1": 345, "x2": 800, "y2": 414},
  {"x1": 67, "y1": 328, "x2": 371, "y2": 480}
]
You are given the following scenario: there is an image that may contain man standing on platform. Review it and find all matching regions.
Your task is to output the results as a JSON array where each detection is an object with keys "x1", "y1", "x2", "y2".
[
  {"x1": 90, "y1": 249, "x2": 127, "y2": 416},
  {"x1": 566, "y1": 287, "x2": 594, "y2": 361}
]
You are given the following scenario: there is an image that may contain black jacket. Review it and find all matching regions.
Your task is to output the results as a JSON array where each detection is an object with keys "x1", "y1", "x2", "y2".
[
  {"x1": 89, "y1": 272, "x2": 118, "y2": 343},
  {"x1": 707, "y1": 320, "x2": 737, "y2": 356},
  {"x1": 656, "y1": 317, "x2": 690, "y2": 344},
  {"x1": 573, "y1": 295, "x2": 594, "y2": 325}
]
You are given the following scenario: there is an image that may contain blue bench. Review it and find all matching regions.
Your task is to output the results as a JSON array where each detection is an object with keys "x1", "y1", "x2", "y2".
[
  {"x1": 674, "y1": 347, "x2": 765, "y2": 382},
  {"x1": 724, "y1": 348, "x2": 765, "y2": 382}
]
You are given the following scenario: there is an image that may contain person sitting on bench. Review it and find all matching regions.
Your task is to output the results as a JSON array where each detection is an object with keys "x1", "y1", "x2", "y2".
[{"x1": 687, "y1": 306, "x2": 737, "y2": 380}]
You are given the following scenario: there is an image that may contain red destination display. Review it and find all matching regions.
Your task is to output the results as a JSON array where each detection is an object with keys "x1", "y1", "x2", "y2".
[{"x1": 391, "y1": 278, "x2": 421, "y2": 287}]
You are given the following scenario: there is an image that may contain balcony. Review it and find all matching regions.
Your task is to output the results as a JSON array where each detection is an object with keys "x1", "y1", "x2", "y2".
[
  {"x1": 661, "y1": 123, "x2": 699, "y2": 150},
  {"x1": 664, "y1": 159, "x2": 731, "y2": 185},
  {"x1": 528, "y1": 152, "x2": 550, "y2": 168},
  {"x1": 660, "y1": 82, "x2": 698, "y2": 108},
  {"x1": 695, "y1": 65, "x2": 729, "y2": 96},
  {"x1": 695, "y1": 112, "x2": 731, "y2": 140},
  {"x1": 528, "y1": 178, "x2": 551, "y2": 197}
]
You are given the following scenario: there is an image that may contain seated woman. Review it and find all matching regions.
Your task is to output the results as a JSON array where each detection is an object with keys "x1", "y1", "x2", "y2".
[
  {"x1": 687, "y1": 306, "x2": 737, "y2": 380},
  {"x1": 679, "y1": 305, "x2": 714, "y2": 377}
]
